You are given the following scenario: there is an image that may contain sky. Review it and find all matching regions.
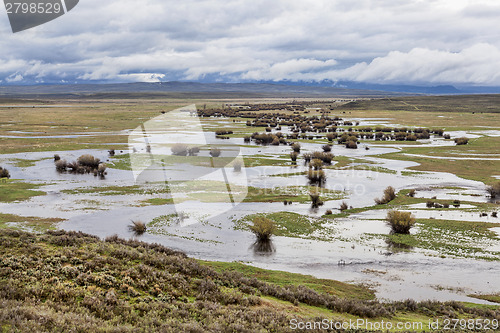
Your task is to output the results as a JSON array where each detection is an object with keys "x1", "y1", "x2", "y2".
[{"x1": 1, "y1": 0, "x2": 500, "y2": 86}]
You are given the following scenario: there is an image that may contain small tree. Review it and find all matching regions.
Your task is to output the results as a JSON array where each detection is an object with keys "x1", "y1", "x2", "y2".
[
  {"x1": 250, "y1": 217, "x2": 276, "y2": 241},
  {"x1": 386, "y1": 210, "x2": 416, "y2": 234}
]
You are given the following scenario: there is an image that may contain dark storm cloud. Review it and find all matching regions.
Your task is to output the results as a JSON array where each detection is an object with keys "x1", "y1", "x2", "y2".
[{"x1": 1, "y1": 0, "x2": 499, "y2": 85}]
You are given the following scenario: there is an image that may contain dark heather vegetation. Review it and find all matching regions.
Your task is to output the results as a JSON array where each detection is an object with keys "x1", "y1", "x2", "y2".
[
  {"x1": 386, "y1": 211, "x2": 416, "y2": 234},
  {"x1": 0, "y1": 167, "x2": 10, "y2": 179},
  {"x1": 0, "y1": 230, "x2": 498, "y2": 332},
  {"x1": 375, "y1": 186, "x2": 397, "y2": 205}
]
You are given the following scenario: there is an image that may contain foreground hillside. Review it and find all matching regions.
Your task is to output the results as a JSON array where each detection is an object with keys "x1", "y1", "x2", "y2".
[{"x1": 0, "y1": 229, "x2": 498, "y2": 332}]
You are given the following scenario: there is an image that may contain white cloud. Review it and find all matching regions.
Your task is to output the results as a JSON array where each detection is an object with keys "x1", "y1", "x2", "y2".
[{"x1": 0, "y1": 0, "x2": 499, "y2": 85}]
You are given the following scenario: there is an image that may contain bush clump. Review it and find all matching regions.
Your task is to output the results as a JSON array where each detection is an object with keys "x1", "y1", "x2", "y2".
[
  {"x1": 375, "y1": 186, "x2": 396, "y2": 204},
  {"x1": 307, "y1": 169, "x2": 326, "y2": 185},
  {"x1": 291, "y1": 143, "x2": 301, "y2": 153},
  {"x1": 454, "y1": 137, "x2": 469, "y2": 145},
  {"x1": 386, "y1": 210, "x2": 416, "y2": 234},
  {"x1": 249, "y1": 217, "x2": 276, "y2": 241},
  {"x1": 0, "y1": 166, "x2": 10, "y2": 179},
  {"x1": 128, "y1": 221, "x2": 147, "y2": 235},
  {"x1": 486, "y1": 182, "x2": 500, "y2": 199},
  {"x1": 171, "y1": 143, "x2": 188, "y2": 156},
  {"x1": 210, "y1": 147, "x2": 222, "y2": 157},
  {"x1": 309, "y1": 191, "x2": 324, "y2": 208},
  {"x1": 290, "y1": 152, "x2": 298, "y2": 162}
]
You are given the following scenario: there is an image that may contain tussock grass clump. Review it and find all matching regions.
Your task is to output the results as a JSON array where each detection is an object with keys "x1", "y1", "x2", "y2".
[
  {"x1": 54, "y1": 155, "x2": 106, "y2": 177},
  {"x1": 386, "y1": 210, "x2": 416, "y2": 234},
  {"x1": 310, "y1": 159, "x2": 323, "y2": 170},
  {"x1": 250, "y1": 217, "x2": 276, "y2": 241},
  {"x1": 325, "y1": 209, "x2": 333, "y2": 215},
  {"x1": 290, "y1": 152, "x2": 298, "y2": 162},
  {"x1": 233, "y1": 160, "x2": 243, "y2": 172},
  {"x1": 408, "y1": 189, "x2": 416, "y2": 197},
  {"x1": 77, "y1": 154, "x2": 100, "y2": 169},
  {"x1": 0, "y1": 166, "x2": 10, "y2": 179},
  {"x1": 454, "y1": 137, "x2": 469, "y2": 145},
  {"x1": 54, "y1": 154, "x2": 61, "y2": 161},
  {"x1": 309, "y1": 191, "x2": 324, "y2": 208},
  {"x1": 339, "y1": 201, "x2": 348, "y2": 211},
  {"x1": 171, "y1": 143, "x2": 188, "y2": 156},
  {"x1": 375, "y1": 186, "x2": 396, "y2": 205},
  {"x1": 291, "y1": 143, "x2": 301, "y2": 153},
  {"x1": 486, "y1": 182, "x2": 500, "y2": 199},
  {"x1": 108, "y1": 149, "x2": 115, "y2": 157},
  {"x1": 322, "y1": 144, "x2": 332, "y2": 152},
  {"x1": 210, "y1": 147, "x2": 222, "y2": 157},
  {"x1": 307, "y1": 169, "x2": 326, "y2": 185},
  {"x1": 215, "y1": 129, "x2": 233, "y2": 136},
  {"x1": 128, "y1": 220, "x2": 147, "y2": 235},
  {"x1": 346, "y1": 141, "x2": 358, "y2": 149}
]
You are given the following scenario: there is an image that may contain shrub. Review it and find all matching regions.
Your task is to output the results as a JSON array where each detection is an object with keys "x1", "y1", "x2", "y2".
[
  {"x1": 210, "y1": 147, "x2": 222, "y2": 157},
  {"x1": 325, "y1": 209, "x2": 333, "y2": 215},
  {"x1": 55, "y1": 160, "x2": 68, "y2": 172},
  {"x1": 426, "y1": 201, "x2": 435, "y2": 208},
  {"x1": 454, "y1": 137, "x2": 469, "y2": 145},
  {"x1": 386, "y1": 210, "x2": 416, "y2": 234},
  {"x1": 0, "y1": 166, "x2": 10, "y2": 179},
  {"x1": 307, "y1": 169, "x2": 326, "y2": 185},
  {"x1": 326, "y1": 133, "x2": 335, "y2": 142},
  {"x1": 310, "y1": 159, "x2": 323, "y2": 170},
  {"x1": 309, "y1": 191, "x2": 324, "y2": 208},
  {"x1": 77, "y1": 155, "x2": 100, "y2": 169},
  {"x1": 290, "y1": 152, "x2": 298, "y2": 162},
  {"x1": 346, "y1": 141, "x2": 358, "y2": 149},
  {"x1": 408, "y1": 189, "x2": 416, "y2": 197},
  {"x1": 108, "y1": 149, "x2": 115, "y2": 157},
  {"x1": 375, "y1": 186, "x2": 396, "y2": 204},
  {"x1": 233, "y1": 160, "x2": 243, "y2": 172},
  {"x1": 215, "y1": 129, "x2": 233, "y2": 135},
  {"x1": 54, "y1": 154, "x2": 61, "y2": 161},
  {"x1": 443, "y1": 134, "x2": 451, "y2": 139},
  {"x1": 291, "y1": 143, "x2": 301, "y2": 153},
  {"x1": 249, "y1": 217, "x2": 276, "y2": 241},
  {"x1": 171, "y1": 143, "x2": 188, "y2": 156},
  {"x1": 129, "y1": 221, "x2": 147, "y2": 235},
  {"x1": 339, "y1": 201, "x2": 348, "y2": 211},
  {"x1": 244, "y1": 136, "x2": 251, "y2": 143},
  {"x1": 303, "y1": 153, "x2": 312, "y2": 163},
  {"x1": 97, "y1": 164, "x2": 107, "y2": 177},
  {"x1": 486, "y1": 182, "x2": 500, "y2": 199},
  {"x1": 188, "y1": 147, "x2": 200, "y2": 156},
  {"x1": 322, "y1": 144, "x2": 332, "y2": 152}
]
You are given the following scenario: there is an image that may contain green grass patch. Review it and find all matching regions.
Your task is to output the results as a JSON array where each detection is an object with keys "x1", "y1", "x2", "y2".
[
  {"x1": 0, "y1": 180, "x2": 46, "y2": 202},
  {"x1": 385, "y1": 219, "x2": 500, "y2": 261}
]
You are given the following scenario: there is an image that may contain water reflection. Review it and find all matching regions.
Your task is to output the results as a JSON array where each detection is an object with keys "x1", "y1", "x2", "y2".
[{"x1": 251, "y1": 239, "x2": 276, "y2": 256}]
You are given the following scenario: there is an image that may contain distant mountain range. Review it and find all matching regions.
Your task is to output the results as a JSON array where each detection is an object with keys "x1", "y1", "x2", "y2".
[{"x1": 0, "y1": 81, "x2": 498, "y2": 99}]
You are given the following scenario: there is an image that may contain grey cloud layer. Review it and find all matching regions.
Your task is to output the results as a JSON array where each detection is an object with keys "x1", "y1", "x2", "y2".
[{"x1": 1, "y1": 0, "x2": 499, "y2": 85}]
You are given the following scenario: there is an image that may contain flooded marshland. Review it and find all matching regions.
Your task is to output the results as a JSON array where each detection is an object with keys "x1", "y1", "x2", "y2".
[{"x1": 1, "y1": 100, "x2": 499, "y2": 305}]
